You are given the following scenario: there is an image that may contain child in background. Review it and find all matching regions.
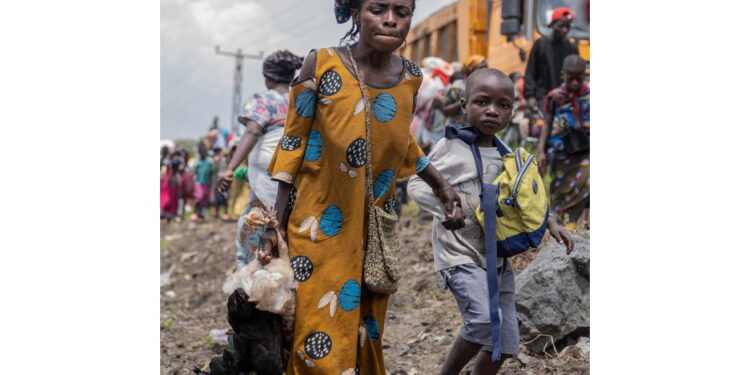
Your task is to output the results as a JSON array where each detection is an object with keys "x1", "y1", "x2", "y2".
[
  {"x1": 537, "y1": 54, "x2": 590, "y2": 228},
  {"x1": 179, "y1": 149, "x2": 194, "y2": 221},
  {"x1": 192, "y1": 142, "x2": 213, "y2": 223},
  {"x1": 211, "y1": 147, "x2": 230, "y2": 220},
  {"x1": 408, "y1": 68, "x2": 574, "y2": 375},
  {"x1": 160, "y1": 145, "x2": 171, "y2": 172},
  {"x1": 160, "y1": 155, "x2": 183, "y2": 223},
  {"x1": 503, "y1": 72, "x2": 526, "y2": 148}
]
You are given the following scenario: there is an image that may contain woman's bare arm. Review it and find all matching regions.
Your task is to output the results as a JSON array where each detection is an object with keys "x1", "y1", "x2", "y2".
[{"x1": 218, "y1": 120, "x2": 263, "y2": 193}]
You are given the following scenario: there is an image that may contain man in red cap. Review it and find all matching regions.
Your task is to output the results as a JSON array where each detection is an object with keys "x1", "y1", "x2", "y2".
[{"x1": 523, "y1": 7, "x2": 580, "y2": 114}]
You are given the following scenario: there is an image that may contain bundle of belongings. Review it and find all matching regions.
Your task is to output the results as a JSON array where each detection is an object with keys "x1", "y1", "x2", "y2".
[{"x1": 196, "y1": 206, "x2": 296, "y2": 375}]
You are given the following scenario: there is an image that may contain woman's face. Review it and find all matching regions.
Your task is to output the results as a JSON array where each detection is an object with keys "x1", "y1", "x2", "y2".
[{"x1": 355, "y1": 0, "x2": 413, "y2": 53}]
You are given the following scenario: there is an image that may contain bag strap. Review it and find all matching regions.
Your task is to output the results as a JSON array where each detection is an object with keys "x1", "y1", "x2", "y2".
[
  {"x1": 346, "y1": 44, "x2": 375, "y2": 210},
  {"x1": 481, "y1": 181, "x2": 506, "y2": 362},
  {"x1": 469, "y1": 143, "x2": 485, "y2": 192}
]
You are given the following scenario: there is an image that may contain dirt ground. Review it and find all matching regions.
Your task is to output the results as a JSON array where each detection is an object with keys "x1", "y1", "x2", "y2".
[{"x1": 160, "y1": 206, "x2": 589, "y2": 375}]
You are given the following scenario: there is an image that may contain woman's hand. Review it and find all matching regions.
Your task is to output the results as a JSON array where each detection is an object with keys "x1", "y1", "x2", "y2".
[
  {"x1": 258, "y1": 228, "x2": 287, "y2": 264},
  {"x1": 218, "y1": 170, "x2": 234, "y2": 193},
  {"x1": 547, "y1": 219, "x2": 574, "y2": 254},
  {"x1": 416, "y1": 164, "x2": 465, "y2": 230},
  {"x1": 434, "y1": 183, "x2": 465, "y2": 230}
]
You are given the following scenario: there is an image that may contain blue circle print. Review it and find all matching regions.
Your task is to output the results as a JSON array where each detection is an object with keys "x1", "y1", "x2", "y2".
[
  {"x1": 338, "y1": 280, "x2": 361, "y2": 311},
  {"x1": 373, "y1": 169, "x2": 396, "y2": 198},
  {"x1": 364, "y1": 316, "x2": 380, "y2": 342},
  {"x1": 295, "y1": 90, "x2": 317, "y2": 118},
  {"x1": 416, "y1": 156, "x2": 430, "y2": 173},
  {"x1": 320, "y1": 205, "x2": 343, "y2": 237},
  {"x1": 372, "y1": 93, "x2": 397, "y2": 122},
  {"x1": 304, "y1": 130, "x2": 323, "y2": 162}
]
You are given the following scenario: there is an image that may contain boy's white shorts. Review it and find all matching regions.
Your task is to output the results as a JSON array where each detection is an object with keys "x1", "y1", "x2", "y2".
[{"x1": 441, "y1": 262, "x2": 520, "y2": 355}]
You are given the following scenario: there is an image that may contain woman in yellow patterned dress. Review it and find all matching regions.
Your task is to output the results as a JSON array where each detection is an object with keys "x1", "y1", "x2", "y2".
[{"x1": 257, "y1": 1, "x2": 466, "y2": 374}]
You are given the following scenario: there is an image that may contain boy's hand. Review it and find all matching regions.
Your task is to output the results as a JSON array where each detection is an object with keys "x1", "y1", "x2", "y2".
[
  {"x1": 548, "y1": 220, "x2": 574, "y2": 254},
  {"x1": 434, "y1": 184, "x2": 465, "y2": 230},
  {"x1": 537, "y1": 151, "x2": 547, "y2": 176}
]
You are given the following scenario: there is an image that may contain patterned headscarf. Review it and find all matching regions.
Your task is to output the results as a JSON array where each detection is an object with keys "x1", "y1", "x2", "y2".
[
  {"x1": 463, "y1": 55, "x2": 487, "y2": 75},
  {"x1": 335, "y1": 0, "x2": 353, "y2": 24},
  {"x1": 263, "y1": 50, "x2": 303, "y2": 84}
]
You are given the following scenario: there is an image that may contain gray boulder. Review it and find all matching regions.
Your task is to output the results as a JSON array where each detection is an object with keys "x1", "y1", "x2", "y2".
[{"x1": 514, "y1": 233, "x2": 590, "y2": 354}]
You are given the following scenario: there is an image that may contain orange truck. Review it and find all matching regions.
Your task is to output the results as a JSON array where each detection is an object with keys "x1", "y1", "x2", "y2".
[{"x1": 399, "y1": 0, "x2": 590, "y2": 77}]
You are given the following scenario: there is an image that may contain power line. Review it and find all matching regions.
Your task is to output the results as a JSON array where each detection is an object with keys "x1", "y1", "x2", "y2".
[
  {"x1": 219, "y1": 0, "x2": 309, "y2": 48},
  {"x1": 162, "y1": 6, "x2": 323, "y2": 102},
  {"x1": 215, "y1": 46, "x2": 263, "y2": 136},
  {"x1": 284, "y1": 12, "x2": 334, "y2": 39},
  {"x1": 162, "y1": 14, "x2": 331, "y2": 109},
  {"x1": 162, "y1": 4, "x2": 337, "y2": 132},
  {"x1": 161, "y1": 3, "x2": 306, "y2": 97},
  {"x1": 160, "y1": 65, "x2": 227, "y2": 112}
]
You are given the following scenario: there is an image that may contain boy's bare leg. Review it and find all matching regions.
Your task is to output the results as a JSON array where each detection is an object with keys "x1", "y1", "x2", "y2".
[
  {"x1": 440, "y1": 336, "x2": 482, "y2": 375},
  {"x1": 579, "y1": 208, "x2": 590, "y2": 229},
  {"x1": 471, "y1": 352, "x2": 511, "y2": 375}
]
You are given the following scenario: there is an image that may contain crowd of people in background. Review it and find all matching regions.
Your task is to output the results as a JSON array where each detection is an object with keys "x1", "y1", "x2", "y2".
[
  {"x1": 160, "y1": 6, "x2": 588, "y2": 231},
  {"x1": 161, "y1": 6, "x2": 588, "y2": 230},
  {"x1": 161, "y1": 2, "x2": 589, "y2": 374},
  {"x1": 159, "y1": 129, "x2": 237, "y2": 224}
]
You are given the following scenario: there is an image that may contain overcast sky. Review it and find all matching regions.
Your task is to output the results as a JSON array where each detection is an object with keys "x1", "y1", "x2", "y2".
[{"x1": 160, "y1": 0, "x2": 457, "y2": 140}]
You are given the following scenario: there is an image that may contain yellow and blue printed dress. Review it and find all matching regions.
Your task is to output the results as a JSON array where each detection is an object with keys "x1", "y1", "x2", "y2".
[{"x1": 268, "y1": 47, "x2": 430, "y2": 375}]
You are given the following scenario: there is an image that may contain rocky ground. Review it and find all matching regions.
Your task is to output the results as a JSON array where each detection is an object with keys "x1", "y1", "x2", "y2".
[{"x1": 160, "y1": 205, "x2": 590, "y2": 374}]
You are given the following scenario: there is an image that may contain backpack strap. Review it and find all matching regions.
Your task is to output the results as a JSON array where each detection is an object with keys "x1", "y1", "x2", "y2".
[
  {"x1": 480, "y1": 181, "x2": 508, "y2": 362},
  {"x1": 471, "y1": 144, "x2": 507, "y2": 362}
]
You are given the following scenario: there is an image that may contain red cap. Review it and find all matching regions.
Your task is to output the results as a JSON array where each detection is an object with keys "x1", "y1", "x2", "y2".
[{"x1": 549, "y1": 7, "x2": 576, "y2": 26}]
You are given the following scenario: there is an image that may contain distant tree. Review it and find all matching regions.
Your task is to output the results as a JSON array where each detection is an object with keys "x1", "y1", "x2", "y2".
[{"x1": 175, "y1": 139, "x2": 199, "y2": 154}]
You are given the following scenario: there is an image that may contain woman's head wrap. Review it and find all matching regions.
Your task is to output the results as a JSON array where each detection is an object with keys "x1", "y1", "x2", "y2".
[
  {"x1": 462, "y1": 55, "x2": 487, "y2": 75},
  {"x1": 335, "y1": 0, "x2": 353, "y2": 24},
  {"x1": 263, "y1": 50, "x2": 303, "y2": 84}
]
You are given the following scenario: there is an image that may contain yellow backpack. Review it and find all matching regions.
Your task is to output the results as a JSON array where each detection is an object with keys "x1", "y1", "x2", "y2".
[
  {"x1": 474, "y1": 146, "x2": 549, "y2": 257},
  {"x1": 445, "y1": 125, "x2": 549, "y2": 258}
]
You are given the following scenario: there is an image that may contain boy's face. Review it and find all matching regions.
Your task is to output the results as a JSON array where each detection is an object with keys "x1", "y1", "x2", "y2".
[
  {"x1": 461, "y1": 75, "x2": 514, "y2": 136},
  {"x1": 564, "y1": 67, "x2": 586, "y2": 93}
]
